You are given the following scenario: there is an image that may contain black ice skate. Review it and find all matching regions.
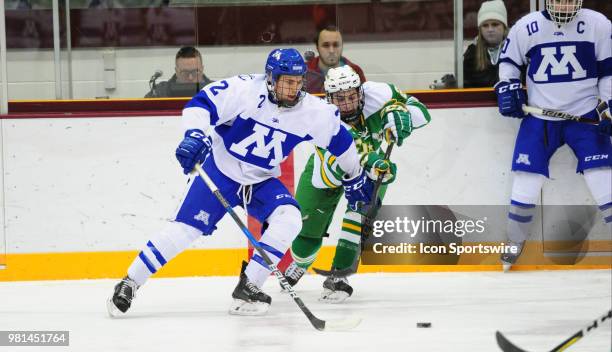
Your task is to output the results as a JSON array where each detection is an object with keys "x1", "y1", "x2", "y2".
[
  {"x1": 107, "y1": 276, "x2": 138, "y2": 317},
  {"x1": 501, "y1": 241, "x2": 524, "y2": 272},
  {"x1": 229, "y1": 261, "x2": 271, "y2": 316},
  {"x1": 320, "y1": 275, "x2": 353, "y2": 303},
  {"x1": 280, "y1": 261, "x2": 306, "y2": 291}
]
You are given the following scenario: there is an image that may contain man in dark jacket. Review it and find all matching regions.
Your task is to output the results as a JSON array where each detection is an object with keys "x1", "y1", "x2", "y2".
[
  {"x1": 305, "y1": 26, "x2": 366, "y2": 94},
  {"x1": 145, "y1": 46, "x2": 213, "y2": 98}
]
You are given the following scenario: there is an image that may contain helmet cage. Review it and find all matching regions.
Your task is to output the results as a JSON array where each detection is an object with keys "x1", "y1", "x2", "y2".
[
  {"x1": 324, "y1": 65, "x2": 364, "y2": 124},
  {"x1": 326, "y1": 87, "x2": 364, "y2": 124},
  {"x1": 546, "y1": 0, "x2": 582, "y2": 26}
]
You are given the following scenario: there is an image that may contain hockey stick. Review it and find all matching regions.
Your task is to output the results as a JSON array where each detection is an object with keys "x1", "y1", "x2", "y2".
[
  {"x1": 193, "y1": 163, "x2": 361, "y2": 331},
  {"x1": 522, "y1": 104, "x2": 605, "y2": 124},
  {"x1": 313, "y1": 142, "x2": 395, "y2": 277},
  {"x1": 496, "y1": 309, "x2": 612, "y2": 352}
]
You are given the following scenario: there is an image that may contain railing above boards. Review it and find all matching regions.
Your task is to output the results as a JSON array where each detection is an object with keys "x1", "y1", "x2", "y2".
[{"x1": 2, "y1": 89, "x2": 496, "y2": 119}]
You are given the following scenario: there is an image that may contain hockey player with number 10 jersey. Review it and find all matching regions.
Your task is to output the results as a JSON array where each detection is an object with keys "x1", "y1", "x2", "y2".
[{"x1": 494, "y1": 0, "x2": 612, "y2": 270}]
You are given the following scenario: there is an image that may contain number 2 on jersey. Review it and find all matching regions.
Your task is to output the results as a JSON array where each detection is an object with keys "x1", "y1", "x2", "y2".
[{"x1": 209, "y1": 80, "x2": 229, "y2": 96}]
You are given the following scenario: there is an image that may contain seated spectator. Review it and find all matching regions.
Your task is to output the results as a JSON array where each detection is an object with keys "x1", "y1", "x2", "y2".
[
  {"x1": 463, "y1": 0, "x2": 508, "y2": 88},
  {"x1": 305, "y1": 25, "x2": 366, "y2": 94},
  {"x1": 145, "y1": 46, "x2": 213, "y2": 98}
]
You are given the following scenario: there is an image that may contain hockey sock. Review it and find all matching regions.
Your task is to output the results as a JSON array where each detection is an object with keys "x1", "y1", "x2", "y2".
[
  {"x1": 507, "y1": 200, "x2": 536, "y2": 243},
  {"x1": 584, "y1": 167, "x2": 612, "y2": 230},
  {"x1": 600, "y1": 203, "x2": 612, "y2": 230},
  {"x1": 290, "y1": 235, "x2": 323, "y2": 269},
  {"x1": 127, "y1": 221, "x2": 201, "y2": 287},
  {"x1": 245, "y1": 205, "x2": 302, "y2": 288},
  {"x1": 332, "y1": 239, "x2": 360, "y2": 269},
  {"x1": 331, "y1": 211, "x2": 362, "y2": 269},
  {"x1": 506, "y1": 172, "x2": 545, "y2": 243}
]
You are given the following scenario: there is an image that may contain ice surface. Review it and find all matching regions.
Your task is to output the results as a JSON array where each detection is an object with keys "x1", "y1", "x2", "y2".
[{"x1": 1, "y1": 270, "x2": 610, "y2": 352}]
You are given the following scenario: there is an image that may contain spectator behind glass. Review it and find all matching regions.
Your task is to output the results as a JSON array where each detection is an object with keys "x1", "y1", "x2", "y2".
[
  {"x1": 304, "y1": 26, "x2": 366, "y2": 94},
  {"x1": 463, "y1": 0, "x2": 508, "y2": 88},
  {"x1": 145, "y1": 46, "x2": 213, "y2": 98}
]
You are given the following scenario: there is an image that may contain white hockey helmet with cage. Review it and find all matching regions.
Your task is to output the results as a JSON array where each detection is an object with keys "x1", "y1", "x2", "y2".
[
  {"x1": 546, "y1": 0, "x2": 583, "y2": 26},
  {"x1": 324, "y1": 65, "x2": 364, "y2": 124}
]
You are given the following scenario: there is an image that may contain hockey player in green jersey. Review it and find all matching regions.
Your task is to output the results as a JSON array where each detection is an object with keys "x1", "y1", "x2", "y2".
[{"x1": 283, "y1": 65, "x2": 431, "y2": 302}]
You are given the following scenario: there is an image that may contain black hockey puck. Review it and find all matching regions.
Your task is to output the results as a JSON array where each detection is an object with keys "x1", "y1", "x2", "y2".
[{"x1": 416, "y1": 322, "x2": 432, "y2": 328}]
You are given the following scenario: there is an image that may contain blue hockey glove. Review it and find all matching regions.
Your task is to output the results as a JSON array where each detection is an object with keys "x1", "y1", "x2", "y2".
[
  {"x1": 494, "y1": 79, "x2": 527, "y2": 118},
  {"x1": 596, "y1": 100, "x2": 612, "y2": 137},
  {"x1": 175, "y1": 129, "x2": 212, "y2": 174},
  {"x1": 342, "y1": 169, "x2": 374, "y2": 212}
]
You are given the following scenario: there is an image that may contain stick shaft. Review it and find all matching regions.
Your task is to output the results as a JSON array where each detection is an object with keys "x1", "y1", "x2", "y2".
[
  {"x1": 496, "y1": 309, "x2": 612, "y2": 352},
  {"x1": 550, "y1": 309, "x2": 612, "y2": 352},
  {"x1": 193, "y1": 163, "x2": 326, "y2": 330},
  {"x1": 522, "y1": 105, "x2": 597, "y2": 124},
  {"x1": 361, "y1": 142, "x2": 395, "y2": 247}
]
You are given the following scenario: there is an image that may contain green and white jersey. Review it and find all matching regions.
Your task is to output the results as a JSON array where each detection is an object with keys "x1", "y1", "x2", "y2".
[{"x1": 310, "y1": 81, "x2": 431, "y2": 189}]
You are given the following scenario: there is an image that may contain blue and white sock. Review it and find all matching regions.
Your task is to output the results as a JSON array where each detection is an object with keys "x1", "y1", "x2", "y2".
[
  {"x1": 507, "y1": 199, "x2": 536, "y2": 243},
  {"x1": 584, "y1": 167, "x2": 612, "y2": 231},
  {"x1": 245, "y1": 205, "x2": 302, "y2": 288},
  {"x1": 127, "y1": 221, "x2": 201, "y2": 287}
]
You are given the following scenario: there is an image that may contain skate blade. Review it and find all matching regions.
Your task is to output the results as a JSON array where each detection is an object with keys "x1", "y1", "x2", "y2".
[
  {"x1": 502, "y1": 262, "x2": 512, "y2": 273},
  {"x1": 319, "y1": 289, "x2": 350, "y2": 304},
  {"x1": 228, "y1": 299, "x2": 269, "y2": 316},
  {"x1": 106, "y1": 298, "x2": 124, "y2": 318}
]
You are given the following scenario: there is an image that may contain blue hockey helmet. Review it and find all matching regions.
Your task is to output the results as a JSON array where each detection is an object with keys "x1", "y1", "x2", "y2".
[
  {"x1": 265, "y1": 48, "x2": 307, "y2": 107},
  {"x1": 265, "y1": 48, "x2": 307, "y2": 81}
]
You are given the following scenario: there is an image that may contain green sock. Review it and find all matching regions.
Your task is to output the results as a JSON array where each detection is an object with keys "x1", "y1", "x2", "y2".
[
  {"x1": 290, "y1": 235, "x2": 322, "y2": 269},
  {"x1": 331, "y1": 239, "x2": 360, "y2": 270}
]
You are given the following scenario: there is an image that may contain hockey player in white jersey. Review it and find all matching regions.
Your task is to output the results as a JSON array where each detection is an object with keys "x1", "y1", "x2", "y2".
[
  {"x1": 494, "y1": 0, "x2": 612, "y2": 271},
  {"x1": 107, "y1": 48, "x2": 375, "y2": 316}
]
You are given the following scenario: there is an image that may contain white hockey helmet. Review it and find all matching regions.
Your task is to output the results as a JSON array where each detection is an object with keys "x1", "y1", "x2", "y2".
[
  {"x1": 324, "y1": 65, "x2": 364, "y2": 124},
  {"x1": 324, "y1": 65, "x2": 361, "y2": 93},
  {"x1": 546, "y1": 0, "x2": 582, "y2": 26}
]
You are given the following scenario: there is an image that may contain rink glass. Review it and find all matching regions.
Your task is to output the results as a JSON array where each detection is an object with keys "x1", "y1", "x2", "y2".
[{"x1": 1, "y1": 1, "x2": 610, "y2": 99}]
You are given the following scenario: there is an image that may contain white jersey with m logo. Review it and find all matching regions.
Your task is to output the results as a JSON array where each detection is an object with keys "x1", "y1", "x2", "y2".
[{"x1": 499, "y1": 9, "x2": 611, "y2": 120}]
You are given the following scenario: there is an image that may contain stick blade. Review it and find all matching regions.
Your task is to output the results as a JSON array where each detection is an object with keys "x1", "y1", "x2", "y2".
[
  {"x1": 312, "y1": 267, "x2": 354, "y2": 277},
  {"x1": 319, "y1": 316, "x2": 363, "y2": 331},
  {"x1": 496, "y1": 331, "x2": 530, "y2": 352}
]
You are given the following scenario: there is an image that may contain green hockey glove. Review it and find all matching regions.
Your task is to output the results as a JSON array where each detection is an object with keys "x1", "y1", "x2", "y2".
[
  {"x1": 381, "y1": 104, "x2": 412, "y2": 146},
  {"x1": 361, "y1": 151, "x2": 397, "y2": 185}
]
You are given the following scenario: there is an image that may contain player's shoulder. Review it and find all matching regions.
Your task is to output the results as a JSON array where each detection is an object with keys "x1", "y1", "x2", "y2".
[
  {"x1": 297, "y1": 94, "x2": 341, "y2": 130},
  {"x1": 201, "y1": 73, "x2": 264, "y2": 101},
  {"x1": 301, "y1": 93, "x2": 338, "y2": 114},
  {"x1": 362, "y1": 81, "x2": 392, "y2": 95},
  {"x1": 513, "y1": 10, "x2": 545, "y2": 27},
  {"x1": 362, "y1": 81, "x2": 396, "y2": 113},
  {"x1": 578, "y1": 8, "x2": 609, "y2": 23},
  {"x1": 223, "y1": 73, "x2": 265, "y2": 89}
]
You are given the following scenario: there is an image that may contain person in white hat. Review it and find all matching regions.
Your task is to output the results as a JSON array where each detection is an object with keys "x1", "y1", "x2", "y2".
[{"x1": 463, "y1": 0, "x2": 509, "y2": 87}]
